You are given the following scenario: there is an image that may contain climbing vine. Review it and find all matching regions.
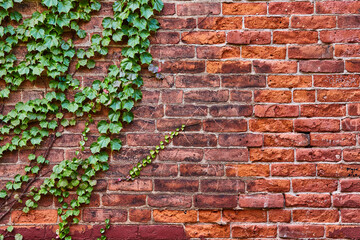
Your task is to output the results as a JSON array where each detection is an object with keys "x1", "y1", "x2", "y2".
[{"x1": 0, "y1": 0, "x2": 180, "y2": 239}]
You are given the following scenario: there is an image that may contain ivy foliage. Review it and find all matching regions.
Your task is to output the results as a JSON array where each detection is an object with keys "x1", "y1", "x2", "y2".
[{"x1": 0, "y1": 0, "x2": 168, "y2": 239}]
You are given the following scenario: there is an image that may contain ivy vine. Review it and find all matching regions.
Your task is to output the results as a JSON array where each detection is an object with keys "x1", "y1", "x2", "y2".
[{"x1": 0, "y1": 0, "x2": 182, "y2": 239}]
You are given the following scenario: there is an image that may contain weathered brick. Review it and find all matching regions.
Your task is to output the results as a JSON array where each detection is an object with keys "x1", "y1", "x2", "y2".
[
  {"x1": 310, "y1": 133, "x2": 356, "y2": 147},
  {"x1": 83, "y1": 209, "x2": 127, "y2": 222},
  {"x1": 289, "y1": 45, "x2": 333, "y2": 59},
  {"x1": 274, "y1": 31, "x2": 318, "y2": 44},
  {"x1": 245, "y1": 17, "x2": 289, "y2": 29},
  {"x1": 129, "y1": 209, "x2": 151, "y2": 223},
  {"x1": 158, "y1": 18, "x2": 196, "y2": 30},
  {"x1": 334, "y1": 194, "x2": 360, "y2": 208},
  {"x1": 341, "y1": 179, "x2": 360, "y2": 192},
  {"x1": 207, "y1": 61, "x2": 251, "y2": 74},
  {"x1": 294, "y1": 119, "x2": 340, "y2": 132},
  {"x1": 223, "y1": 3, "x2": 267, "y2": 15},
  {"x1": 151, "y1": 46, "x2": 195, "y2": 59},
  {"x1": 102, "y1": 194, "x2": 146, "y2": 207},
  {"x1": 292, "y1": 179, "x2": 338, "y2": 192},
  {"x1": 238, "y1": 194, "x2": 284, "y2": 208},
  {"x1": 227, "y1": 31, "x2": 271, "y2": 45},
  {"x1": 297, "y1": 149, "x2": 341, "y2": 162},
  {"x1": 327, "y1": 225, "x2": 360, "y2": 239},
  {"x1": 185, "y1": 224, "x2": 230, "y2": 238},
  {"x1": 321, "y1": 30, "x2": 360, "y2": 43},
  {"x1": 180, "y1": 164, "x2": 223, "y2": 177},
  {"x1": 232, "y1": 225, "x2": 277, "y2": 238},
  {"x1": 247, "y1": 179, "x2": 290, "y2": 192},
  {"x1": 176, "y1": 75, "x2": 220, "y2": 88},
  {"x1": 210, "y1": 105, "x2": 253, "y2": 117},
  {"x1": 264, "y1": 134, "x2": 309, "y2": 147},
  {"x1": 335, "y1": 45, "x2": 360, "y2": 57},
  {"x1": 242, "y1": 46, "x2": 286, "y2": 59},
  {"x1": 223, "y1": 210, "x2": 266, "y2": 222},
  {"x1": 346, "y1": 59, "x2": 360, "y2": 72},
  {"x1": 11, "y1": 210, "x2": 57, "y2": 224},
  {"x1": 291, "y1": 16, "x2": 336, "y2": 29},
  {"x1": 272, "y1": 163, "x2": 315, "y2": 177},
  {"x1": 254, "y1": 105, "x2": 299, "y2": 118},
  {"x1": 294, "y1": 90, "x2": 316, "y2": 102},
  {"x1": 182, "y1": 32, "x2": 225, "y2": 44},
  {"x1": 197, "y1": 46, "x2": 240, "y2": 59},
  {"x1": 177, "y1": 3, "x2": 221, "y2": 16},
  {"x1": 300, "y1": 60, "x2": 344, "y2": 73},
  {"x1": 344, "y1": 149, "x2": 360, "y2": 162},
  {"x1": 153, "y1": 210, "x2": 197, "y2": 223},
  {"x1": 194, "y1": 195, "x2": 237, "y2": 208},
  {"x1": 184, "y1": 90, "x2": 228, "y2": 103},
  {"x1": 219, "y1": 134, "x2": 263, "y2": 147},
  {"x1": 201, "y1": 179, "x2": 245, "y2": 193},
  {"x1": 293, "y1": 210, "x2": 339, "y2": 223},
  {"x1": 318, "y1": 164, "x2": 360, "y2": 178},
  {"x1": 222, "y1": 75, "x2": 266, "y2": 88},
  {"x1": 269, "y1": 209, "x2": 291, "y2": 223},
  {"x1": 341, "y1": 209, "x2": 360, "y2": 223},
  {"x1": 254, "y1": 60, "x2": 297, "y2": 73},
  {"x1": 301, "y1": 104, "x2": 346, "y2": 117},
  {"x1": 199, "y1": 210, "x2": 221, "y2": 223},
  {"x1": 249, "y1": 119, "x2": 293, "y2": 132},
  {"x1": 148, "y1": 195, "x2": 192, "y2": 208},
  {"x1": 316, "y1": 1, "x2": 360, "y2": 14},
  {"x1": 204, "y1": 148, "x2": 248, "y2": 162},
  {"x1": 154, "y1": 179, "x2": 199, "y2": 192},
  {"x1": 198, "y1": 17, "x2": 242, "y2": 30},
  {"x1": 279, "y1": 225, "x2": 324, "y2": 238},
  {"x1": 254, "y1": 90, "x2": 292, "y2": 103},
  {"x1": 269, "y1": 2, "x2": 313, "y2": 14},
  {"x1": 338, "y1": 16, "x2": 360, "y2": 28},
  {"x1": 314, "y1": 74, "x2": 360, "y2": 87},
  {"x1": 250, "y1": 148, "x2": 294, "y2": 162},
  {"x1": 226, "y1": 164, "x2": 270, "y2": 177},
  {"x1": 161, "y1": 60, "x2": 205, "y2": 73},
  {"x1": 286, "y1": 194, "x2": 331, "y2": 207}
]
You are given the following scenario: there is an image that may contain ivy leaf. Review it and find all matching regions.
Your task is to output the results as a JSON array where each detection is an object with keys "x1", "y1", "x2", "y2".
[
  {"x1": 128, "y1": 2, "x2": 140, "y2": 11},
  {"x1": 140, "y1": 6, "x2": 153, "y2": 19},
  {"x1": 97, "y1": 121, "x2": 109, "y2": 134},
  {"x1": 42, "y1": 0, "x2": 58, "y2": 8},
  {"x1": 58, "y1": 0, "x2": 72, "y2": 13},
  {"x1": 128, "y1": 35, "x2": 140, "y2": 48},
  {"x1": 98, "y1": 136, "x2": 111, "y2": 148},
  {"x1": 109, "y1": 122, "x2": 122, "y2": 134},
  {"x1": 0, "y1": 190, "x2": 7, "y2": 198},
  {"x1": 152, "y1": 0, "x2": 164, "y2": 12},
  {"x1": 112, "y1": 31, "x2": 124, "y2": 42},
  {"x1": 122, "y1": 111, "x2": 134, "y2": 123},
  {"x1": 113, "y1": 1, "x2": 123, "y2": 12},
  {"x1": 108, "y1": 111, "x2": 120, "y2": 122},
  {"x1": 102, "y1": 17, "x2": 112, "y2": 29},
  {"x1": 87, "y1": 60, "x2": 95, "y2": 69},
  {"x1": 7, "y1": 226, "x2": 13, "y2": 233},
  {"x1": 122, "y1": 100, "x2": 134, "y2": 111},
  {"x1": 140, "y1": 52, "x2": 152, "y2": 65},
  {"x1": 10, "y1": 11, "x2": 22, "y2": 22},
  {"x1": 15, "y1": 234, "x2": 23, "y2": 240},
  {"x1": 90, "y1": 142, "x2": 100, "y2": 154}
]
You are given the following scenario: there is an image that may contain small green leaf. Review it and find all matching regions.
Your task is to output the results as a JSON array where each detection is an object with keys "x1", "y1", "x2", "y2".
[
  {"x1": 7, "y1": 226, "x2": 13, "y2": 233},
  {"x1": 110, "y1": 139, "x2": 122, "y2": 151}
]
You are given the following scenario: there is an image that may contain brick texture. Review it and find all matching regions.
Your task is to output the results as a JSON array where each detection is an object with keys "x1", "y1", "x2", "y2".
[{"x1": 1, "y1": 0, "x2": 360, "y2": 239}]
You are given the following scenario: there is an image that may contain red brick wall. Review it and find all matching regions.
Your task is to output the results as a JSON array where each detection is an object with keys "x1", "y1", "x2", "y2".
[{"x1": 2, "y1": 0, "x2": 360, "y2": 239}]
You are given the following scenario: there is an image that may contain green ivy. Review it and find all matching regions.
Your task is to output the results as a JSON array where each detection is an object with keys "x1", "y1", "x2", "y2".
[{"x1": 0, "y1": 0, "x2": 172, "y2": 239}]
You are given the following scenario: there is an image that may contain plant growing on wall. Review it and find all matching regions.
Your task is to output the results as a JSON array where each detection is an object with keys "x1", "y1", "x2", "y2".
[{"x1": 0, "y1": 0, "x2": 179, "y2": 239}]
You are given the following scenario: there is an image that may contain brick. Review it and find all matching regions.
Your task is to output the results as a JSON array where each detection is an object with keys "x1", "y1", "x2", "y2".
[
  {"x1": 269, "y1": 209, "x2": 291, "y2": 223},
  {"x1": 254, "y1": 90, "x2": 292, "y2": 103},
  {"x1": 334, "y1": 194, "x2": 360, "y2": 208},
  {"x1": 245, "y1": 17, "x2": 289, "y2": 29},
  {"x1": 339, "y1": 16, "x2": 360, "y2": 28},
  {"x1": 154, "y1": 179, "x2": 198, "y2": 192},
  {"x1": 342, "y1": 209, "x2": 360, "y2": 222},
  {"x1": 321, "y1": 30, "x2": 360, "y2": 43},
  {"x1": 197, "y1": 46, "x2": 240, "y2": 59},
  {"x1": 129, "y1": 209, "x2": 151, "y2": 223},
  {"x1": 227, "y1": 31, "x2": 271, "y2": 45},
  {"x1": 242, "y1": 46, "x2": 286, "y2": 59},
  {"x1": 161, "y1": 60, "x2": 205, "y2": 73},
  {"x1": 210, "y1": 105, "x2": 253, "y2": 117},
  {"x1": 264, "y1": 134, "x2": 309, "y2": 147},
  {"x1": 223, "y1": 210, "x2": 267, "y2": 222},
  {"x1": 177, "y1": 3, "x2": 221, "y2": 16},
  {"x1": 11, "y1": 210, "x2": 57, "y2": 223},
  {"x1": 185, "y1": 224, "x2": 230, "y2": 238},
  {"x1": 346, "y1": 59, "x2": 360, "y2": 72},
  {"x1": 344, "y1": 149, "x2": 360, "y2": 162},
  {"x1": 150, "y1": 32, "x2": 180, "y2": 44},
  {"x1": 341, "y1": 179, "x2": 360, "y2": 192},
  {"x1": 157, "y1": 119, "x2": 201, "y2": 132},
  {"x1": 238, "y1": 194, "x2": 284, "y2": 208},
  {"x1": 207, "y1": 61, "x2": 251, "y2": 73},
  {"x1": 293, "y1": 210, "x2": 339, "y2": 223},
  {"x1": 194, "y1": 195, "x2": 237, "y2": 208},
  {"x1": 108, "y1": 179, "x2": 152, "y2": 192},
  {"x1": 249, "y1": 119, "x2": 293, "y2": 132},
  {"x1": 317, "y1": 164, "x2": 360, "y2": 178},
  {"x1": 336, "y1": 45, "x2": 360, "y2": 57},
  {"x1": 140, "y1": 164, "x2": 178, "y2": 177},
  {"x1": 349, "y1": 103, "x2": 360, "y2": 116},
  {"x1": 204, "y1": 148, "x2": 248, "y2": 162},
  {"x1": 301, "y1": 104, "x2": 346, "y2": 117},
  {"x1": 269, "y1": 2, "x2": 313, "y2": 14},
  {"x1": 184, "y1": 90, "x2": 228, "y2": 103},
  {"x1": 247, "y1": 179, "x2": 290, "y2": 192},
  {"x1": 254, "y1": 60, "x2": 297, "y2": 73},
  {"x1": 291, "y1": 16, "x2": 336, "y2": 29},
  {"x1": 180, "y1": 164, "x2": 224, "y2": 177},
  {"x1": 294, "y1": 90, "x2": 315, "y2": 102},
  {"x1": 286, "y1": 194, "x2": 331, "y2": 207},
  {"x1": 314, "y1": 74, "x2": 360, "y2": 87},
  {"x1": 311, "y1": 133, "x2": 356, "y2": 147},
  {"x1": 176, "y1": 75, "x2": 220, "y2": 88},
  {"x1": 198, "y1": 17, "x2": 242, "y2": 30},
  {"x1": 148, "y1": 195, "x2": 192, "y2": 208},
  {"x1": 327, "y1": 226, "x2": 360, "y2": 239},
  {"x1": 250, "y1": 148, "x2": 294, "y2": 162},
  {"x1": 232, "y1": 225, "x2": 277, "y2": 238},
  {"x1": 272, "y1": 164, "x2": 315, "y2": 177},
  {"x1": 254, "y1": 105, "x2": 299, "y2": 118},
  {"x1": 297, "y1": 149, "x2": 341, "y2": 162},
  {"x1": 223, "y1": 3, "x2": 267, "y2": 15},
  {"x1": 294, "y1": 119, "x2": 340, "y2": 132},
  {"x1": 203, "y1": 119, "x2": 247, "y2": 132},
  {"x1": 173, "y1": 133, "x2": 217, "y2": 147},
  {"x1": 158, "y1": 148, "x2": 203, "y2": 162},
  {"x1": 165, "y1": 105, "x2": 207, "y2": 117},
  {"x1": 219, "y1": 134, "x2": 263, "y2": 147},
  {"x1": 83, "y1": 209, "x2": 127, "y2": 222},
  {"x1": 226, "y1": 164, "x2": 270, "y2": 177},
  {"x1": 293, "y1": 179, "x2": 338, "y2": 192},
  {"x1": 230, "y1": 90, "x2": 253, "y2": 102},
  {"x1": 133, "y1": 105, "x2": 164, "y2": 118},
  {"x1": 316, "y1": 1, "x2": 360, "y2": 14},
  {"x1": 279, "y1": 225, "x2": 324, "y2": 238},
  {"x1": 158, "y1": 18, "x2": 196, "y2": 30},
  {"x1": 300, "y1": 60, "x2": 344, "y2": 73},
  {"x1": 151, "y1": 46, "x2": 195, "y2": 59},
  {"x1": 182, "y1": 32, "x2": 225, "y2": 44},
  {"x1": 199, "y1": 210, "x2": 221, "y2": 223},
  {"x1": 153, "y1": 210, "x2": 197, "y2": 223},
  {"x1": 201, "y1": 179, "x2": 245, "y2": 193},
  {"x1": 342, "y1": 118, "x2": 360, "y2": 131},
  {"x1": 102, "y1": 194, "x2": 146, "y2": 207},
  {"x1": 274, "y1": 31, "x2": 318, "y2": 44},
  {"x1": 138, "y1": 225, "x2": 187, "y2": 240},
  {"x1": 289, "y1": 45, "x2": 333, "y2": 59},
  {"x1": 222, "y1": 75, "x2": 266, "y2": 88},
  {"x1": 127, "y1": 133, "x2": 163, "y2": 146}
]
